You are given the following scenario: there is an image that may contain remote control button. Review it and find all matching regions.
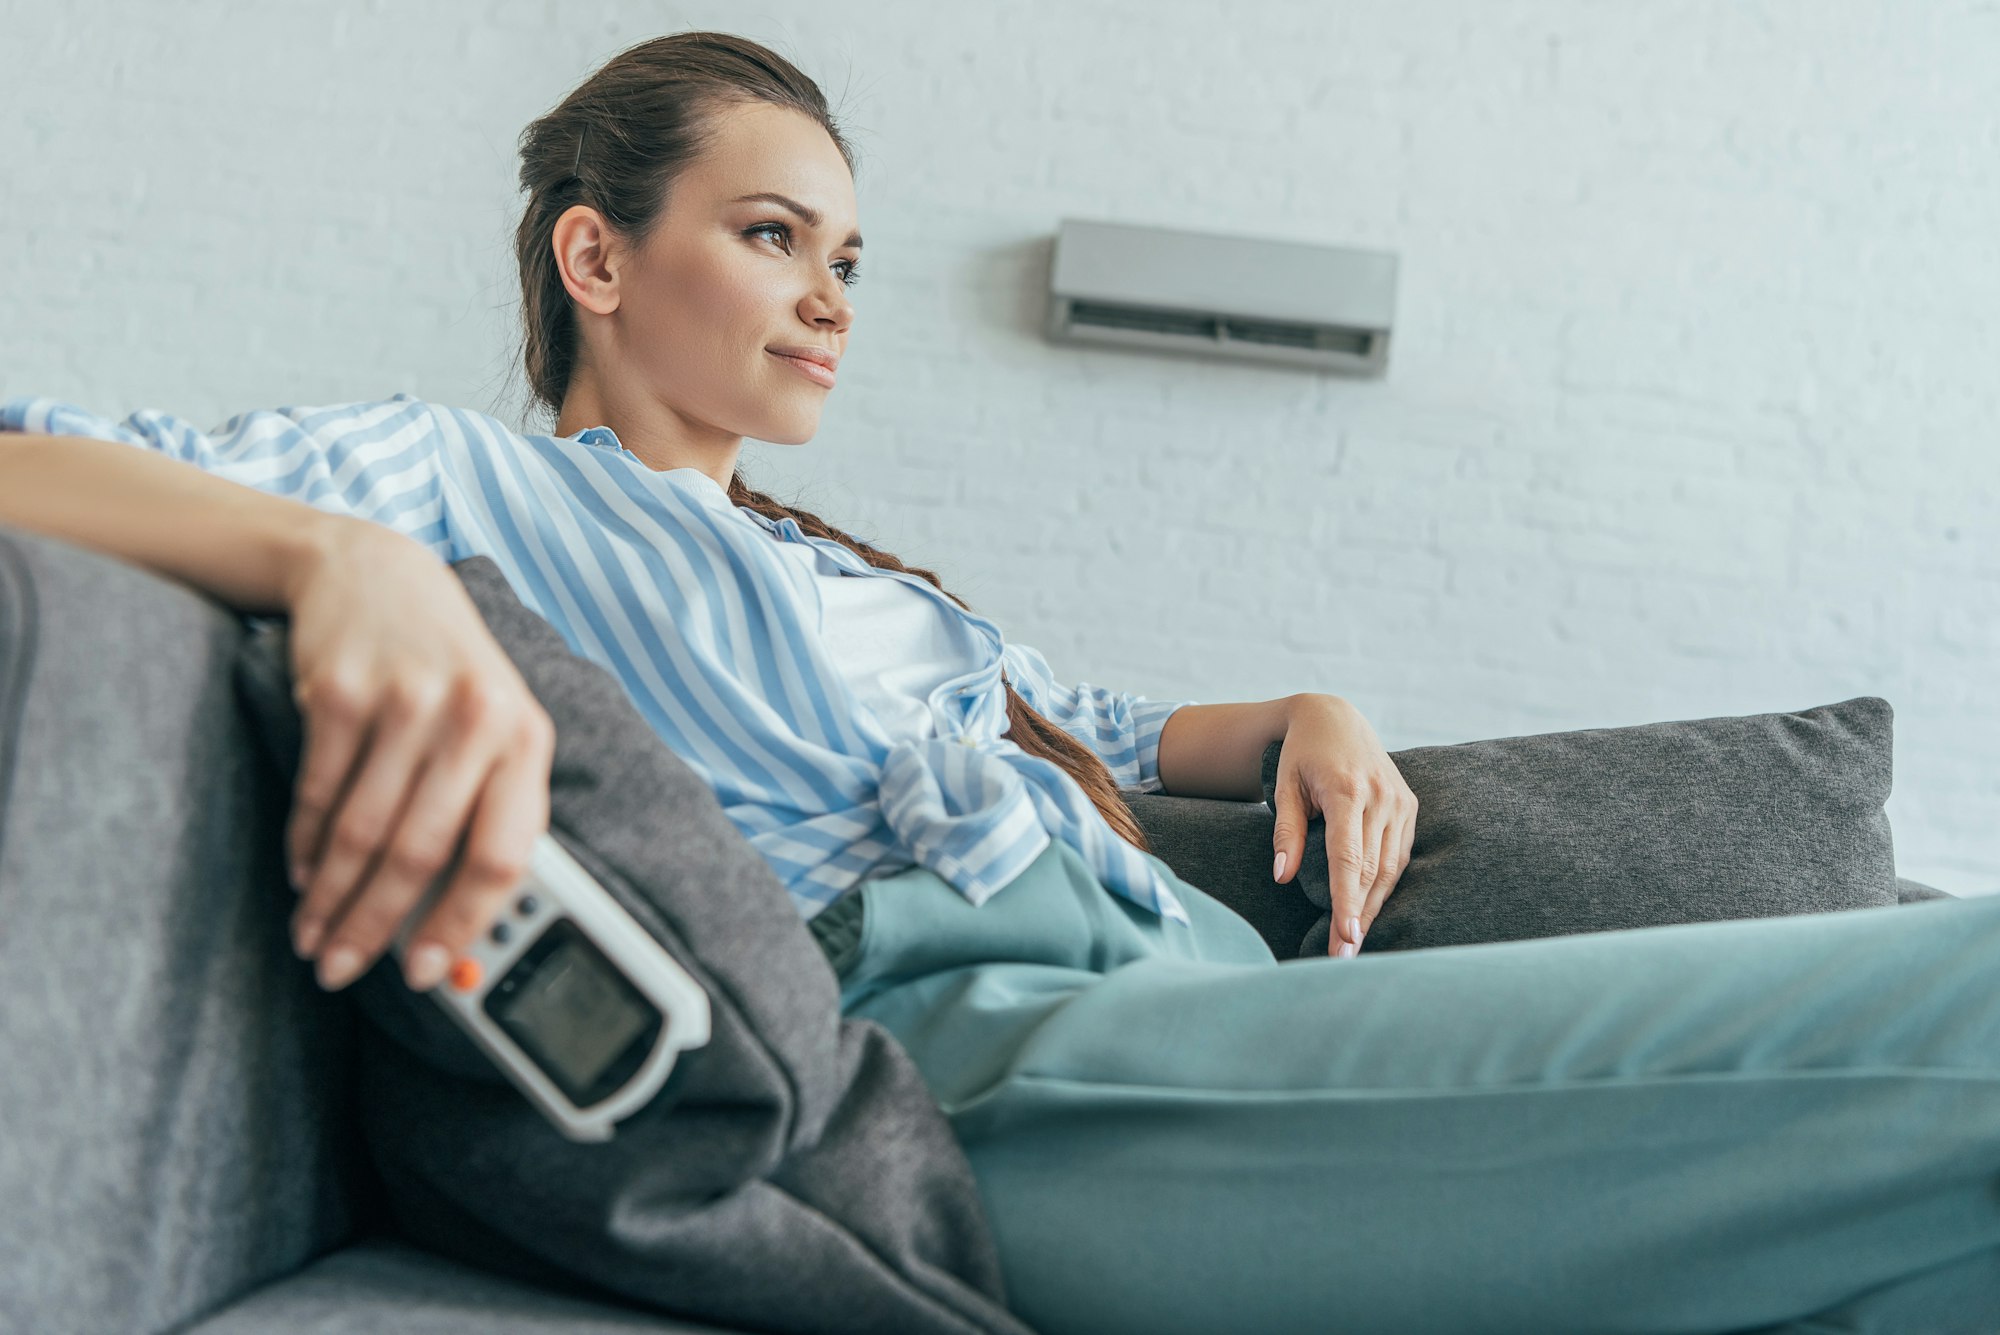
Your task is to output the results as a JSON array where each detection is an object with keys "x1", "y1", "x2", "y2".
[
  {"x1": 516, "y1": 894, "x2": 539, "y2": 916},
  {"x1": 448, "y1": 958, "x2": 483, "y2": 992},
  {"x1": 489, "y1": 921, "x2": 512, "y2": 945}
]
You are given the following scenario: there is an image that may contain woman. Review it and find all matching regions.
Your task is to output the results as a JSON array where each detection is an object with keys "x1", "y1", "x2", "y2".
[{"x1": 4, "y1": 30, "x2": 1998, "y2": 1335}]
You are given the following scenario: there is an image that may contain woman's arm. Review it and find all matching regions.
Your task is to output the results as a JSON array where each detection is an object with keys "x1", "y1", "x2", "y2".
[
  {"x1": 1, "y1": 420, "x2": 561, "y2": 994},
  {"x1": 0, "y1": 430, "x2": 351, "y2": 614},
  {"x1": 1155, "y1": 695, "x2": 1326, "y2": 802},
  {"x1": 0, "y1": 396, "x2": 458, "y2": 588}
]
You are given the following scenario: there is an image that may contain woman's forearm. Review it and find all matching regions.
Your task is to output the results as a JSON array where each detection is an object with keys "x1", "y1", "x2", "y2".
[
  {"x1": 1156, "y1": 695, "x2": 1331, "y2": 801},
  {"x1": 0, "y1": 431, "x2": 349, "y2": 614}
]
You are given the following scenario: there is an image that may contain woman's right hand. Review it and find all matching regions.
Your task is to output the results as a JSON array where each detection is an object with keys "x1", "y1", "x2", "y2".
[{"x1": 280, "y1": 518, "x2": 556, "y2": 994}]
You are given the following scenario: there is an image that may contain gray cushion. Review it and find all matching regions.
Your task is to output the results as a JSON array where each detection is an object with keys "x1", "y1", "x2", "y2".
[
  {"x1": 1259, "y1": 696, "x2": 1902, "y2": 957},
  {"x1": 1896, "y1": 876, "x2": 1954, "y2": 904},
  {"x1": 233, "y1": 554, "x2": 1033, "y2": 1335}
]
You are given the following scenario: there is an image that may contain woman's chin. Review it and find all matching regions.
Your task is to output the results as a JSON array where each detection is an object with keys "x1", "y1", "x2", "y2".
[{"x1": 751, "y1": 414, "x2": 821, "y2": 447}]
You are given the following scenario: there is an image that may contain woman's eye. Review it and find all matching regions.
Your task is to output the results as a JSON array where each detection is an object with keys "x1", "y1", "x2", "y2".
[{"x1": 750, "y1": 222, "x2": 860, "y2": 289}]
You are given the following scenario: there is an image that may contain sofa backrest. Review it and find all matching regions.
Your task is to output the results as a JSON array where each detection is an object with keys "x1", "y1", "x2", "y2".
[{"x1": 0, "y1": 525, "x2": 379, "y2": 1335}]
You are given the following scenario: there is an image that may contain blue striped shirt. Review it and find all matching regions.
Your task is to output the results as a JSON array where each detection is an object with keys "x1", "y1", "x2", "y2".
[{"x1": 1, "y1": 393, "x2": 1198, "y2": 925}]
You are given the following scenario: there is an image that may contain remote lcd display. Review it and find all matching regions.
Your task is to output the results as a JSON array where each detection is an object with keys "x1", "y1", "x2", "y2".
[{"x1": 492, "y1": 923, "x2": 656, "y2": 1102}]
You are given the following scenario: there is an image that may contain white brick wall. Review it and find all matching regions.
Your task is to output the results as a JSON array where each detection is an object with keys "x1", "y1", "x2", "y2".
[{"x1": 3, "y1": 1, "x2": 1993, "y2": 894}]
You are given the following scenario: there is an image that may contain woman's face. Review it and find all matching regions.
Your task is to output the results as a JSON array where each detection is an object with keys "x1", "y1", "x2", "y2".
[{"x1": 555, "y1": 100, "x2": 860, "y2": 468}]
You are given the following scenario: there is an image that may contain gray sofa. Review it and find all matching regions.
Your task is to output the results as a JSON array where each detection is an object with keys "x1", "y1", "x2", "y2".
[{"x1": 0, "y1": 522, "x2": 1954, "y2": 1335}]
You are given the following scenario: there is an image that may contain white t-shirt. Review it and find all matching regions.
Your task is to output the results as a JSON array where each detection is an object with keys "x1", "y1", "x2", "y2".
[{"x1": 767, "y1": 538, "x2": 986, "y2": 744}]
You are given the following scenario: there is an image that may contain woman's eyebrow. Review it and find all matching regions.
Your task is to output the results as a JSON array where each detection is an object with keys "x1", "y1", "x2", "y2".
[{"x1": 730, "y1": 191, "x2": 864, "y2": 250}]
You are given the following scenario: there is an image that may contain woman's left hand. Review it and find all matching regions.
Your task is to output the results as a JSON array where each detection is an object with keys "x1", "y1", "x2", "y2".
[{"x1": 1269, "y1": 695, "x2": 1418, "y2": 958}]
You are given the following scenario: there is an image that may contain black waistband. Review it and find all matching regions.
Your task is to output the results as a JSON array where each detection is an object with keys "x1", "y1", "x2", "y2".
[{"x1": 806, "y1": 886, "x2": 866, "y2": 977}]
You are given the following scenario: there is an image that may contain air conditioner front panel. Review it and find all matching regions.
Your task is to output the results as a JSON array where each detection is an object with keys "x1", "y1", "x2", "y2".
[{"x1": 1049, "y1": 218, "x2": 1398, "y2": 331}]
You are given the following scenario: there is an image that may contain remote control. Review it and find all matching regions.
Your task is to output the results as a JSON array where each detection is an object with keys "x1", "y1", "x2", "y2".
[{"x1": 389, "y1": 831, "x2": 712, "y2": 1143}]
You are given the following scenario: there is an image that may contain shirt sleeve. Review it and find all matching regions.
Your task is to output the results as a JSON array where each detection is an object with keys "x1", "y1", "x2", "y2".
[
  {"x1": 999, "y1": 639, "x2": 1198, "y2": 795},
  {"x1": 0, "y1": 393, "x2": 458, "y2": 562}
]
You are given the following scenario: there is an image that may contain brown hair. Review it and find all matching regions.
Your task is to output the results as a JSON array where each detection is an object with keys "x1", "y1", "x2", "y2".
[{"x1": 512, "y1": 31, "x2": 1155, "y2": 856}]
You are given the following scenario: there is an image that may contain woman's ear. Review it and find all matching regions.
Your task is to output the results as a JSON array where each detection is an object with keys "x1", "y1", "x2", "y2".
[{"x1": 552, "y1": 204, "x2": 623, "y2": 317}]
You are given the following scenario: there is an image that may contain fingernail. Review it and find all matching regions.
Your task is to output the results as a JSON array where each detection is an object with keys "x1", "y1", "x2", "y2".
[
  {"x1": 293, "y1": 919, "x2": 322, "y2": 958},
  {"x1": 1345, "y1": 915, "x2": 1361, "y2": 944},
  {"x1": 1273, "y1": 851, "x2": 1288, "y2": 881},
  {"x1": 319, "y1": 947, "x2": 364, "y2": 991},
  {"x1": 406, "y1": 943, "x2": 451, "y2": 991},
  {"x1": 1338, "y1": 940, "x2": 1357, "y2": 959}
]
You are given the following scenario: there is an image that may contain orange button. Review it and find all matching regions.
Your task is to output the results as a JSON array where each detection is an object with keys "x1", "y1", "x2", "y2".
[{"x1": 448, "y1": 957, "x2": 483, "y2": 992}]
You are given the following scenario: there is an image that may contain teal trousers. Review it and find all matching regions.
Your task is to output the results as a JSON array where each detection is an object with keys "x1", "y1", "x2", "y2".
[{"x1": 808, "y1": 835, "x2": 2000, "y2": 1335}]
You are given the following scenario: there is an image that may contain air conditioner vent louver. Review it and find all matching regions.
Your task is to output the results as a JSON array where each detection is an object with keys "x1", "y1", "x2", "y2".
[
  {"x1": 1066, "y1": 302, "x2": 1377, "y2": 358},
  {"x1": 1222, "y1": 315, "x2": 1373, "y2": 356},
  {"x1": 1046, "y1": 218, "x2": 1397, "y2": 376},
  {"x1": 1068, "y1": 301, "x2": 1222, "y2": 340}
]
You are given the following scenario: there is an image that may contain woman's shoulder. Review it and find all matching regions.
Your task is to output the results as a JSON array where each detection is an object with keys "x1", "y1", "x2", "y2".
[
  {"x1": 251, "y1": 392, "x2": 488, "y2": 439},
  {"x1": 178, "y1": 391, "x2": 439, "y2": 451},
  {"x1": 253, "y1": 394, "x2": 568, "y2": 469},
  {"x1": 226, "y1": 391, "x2": 524, "y2": 431}
]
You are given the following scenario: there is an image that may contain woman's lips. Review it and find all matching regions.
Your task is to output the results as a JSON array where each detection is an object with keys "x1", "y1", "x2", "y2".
[{"x1": 769, "y1": 351, "x2": 836, "y2": 388}]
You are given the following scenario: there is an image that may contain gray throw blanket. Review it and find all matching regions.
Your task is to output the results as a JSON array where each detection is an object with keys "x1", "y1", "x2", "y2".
[{"x1": 233, "y1": 553, "x2": 1036, "y2": 1335}]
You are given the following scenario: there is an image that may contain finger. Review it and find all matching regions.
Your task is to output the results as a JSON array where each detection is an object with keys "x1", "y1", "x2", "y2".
[
  {"x1": 1270, "y1": 749, "x2": 1306, "y2": 885},
  {"x1": 319, "y1": 688, "x2": 532, "y2": 992},
  {"x1": 292, "y1": 684, "x2": 446, "y2": 973},
  {"x1": 1342, "y1": 795, "x2": 1389, "y2": 948},
  {"x1": 286, "y1": 675, "x2": 367, "y2": 890},
  {"x1": 1365, "y1": 809, "x2": 1417, "y2": 942},
  {"x1": 1359, "y1": 813, "x2": 1404, "y2": 941},
  {"x1": 1354, "y1": 793, "x2": 1389, "y2": 929},
  {"x1": 403, "y1": 724, "x2": 553, "y2": 987},
  {"x1": 1328, "y1": 789, "x2": 1369, "y2": 952}
]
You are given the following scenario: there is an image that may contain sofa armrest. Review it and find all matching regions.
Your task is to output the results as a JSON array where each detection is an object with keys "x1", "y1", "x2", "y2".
[
  {"x1": 183, "y1": 1238, "x2": 737, "y2": 1333},
  {"x1": 0, "y1": 524, "x2": 373, "y2": 1334}
]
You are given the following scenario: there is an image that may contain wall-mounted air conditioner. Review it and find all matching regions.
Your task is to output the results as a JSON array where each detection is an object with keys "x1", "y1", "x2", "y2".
[{"x1": 1045, "y1": 217, "x2": 1399, "y2": 376}]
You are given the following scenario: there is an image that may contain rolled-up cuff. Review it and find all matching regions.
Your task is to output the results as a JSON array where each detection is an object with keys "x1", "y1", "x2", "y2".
[{"x1": 1130, "y1": 697, "x2": 1198, "y2": 794}]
